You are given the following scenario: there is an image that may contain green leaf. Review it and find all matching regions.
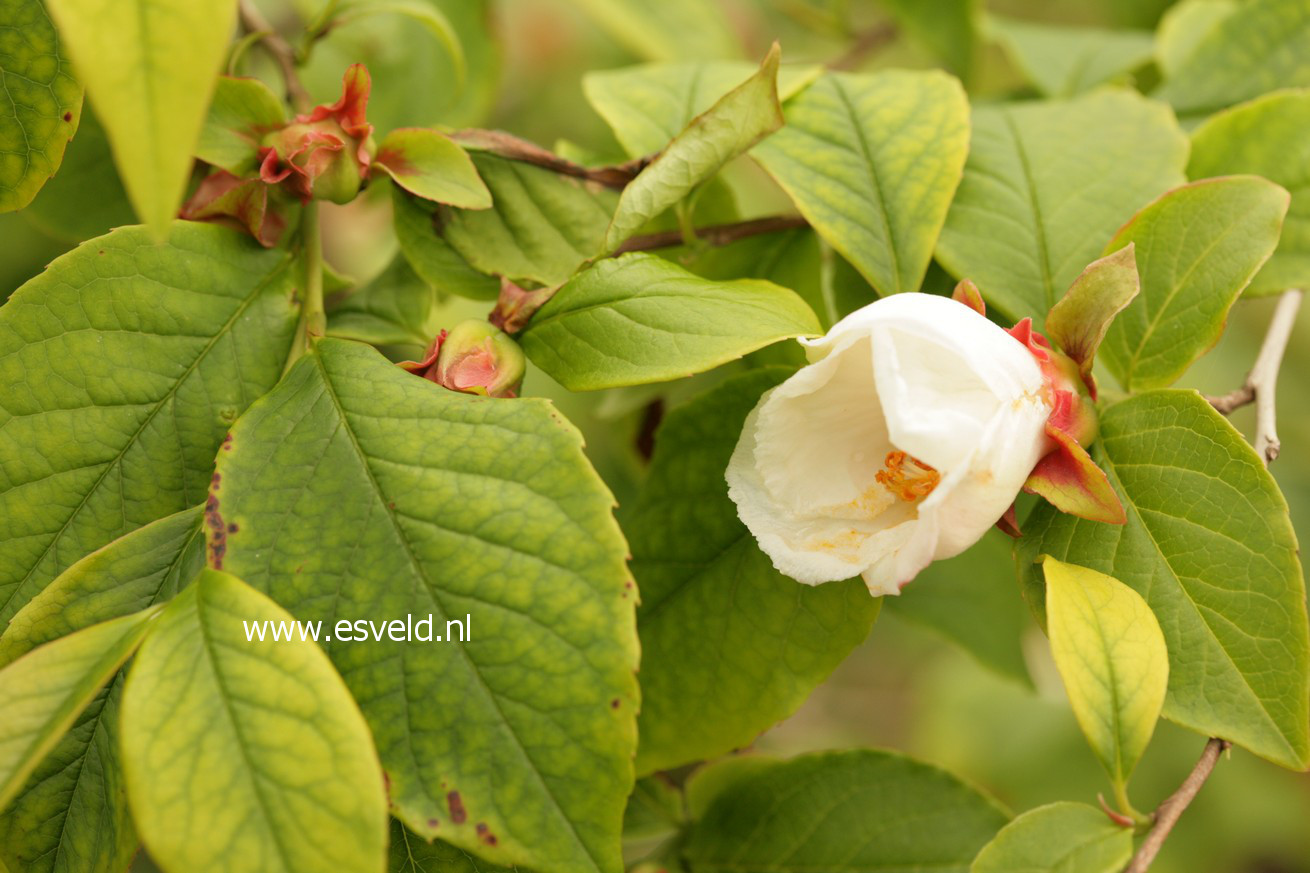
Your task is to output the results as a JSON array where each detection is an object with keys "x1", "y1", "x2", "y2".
[
  {"x1": 296, "y1": 0, "x2": 494, "y2": 133},
  {"x1": 196, "y1": 75, "x2": 286, "y2": 175},
  {"x1": 623, "y1": 776, "x2": 683, "y2": 843},
  {"x1": 1042, "y1": 557, "x2": 1169, "y2": 797},
  {"x1": 1189, "y1": 90, "x2": 1310, "y2": 296},
  {"x1": 1099, "y1": 177, "x2": 1289, "y2": 391},
  {"x1": 753, "y1": 70, "x2": 969, "y2": 296},
  {"x1": 1017, "y1": 391, "x2": 1310, "y2": 770},
  {"x1": 440, "y1": 153, "x2": 618, "y2": 286},
  {"x1": 583, "y1": 61, "x2": 820, "y2": 158},
  {"x1": 332, "y1": 0, "x2": 465, "y2": 89},
  {"x1": 1154, "y1": 0, "x2": 1310, "y2": 116},
  {"x1": 43, "y1": 0, "x2": 238, "y2": 236},
  {"x1": 569, "y1": 0, "x2": 739, "y2": 62},
  {"x1": 214, "y1": 338, "x2": 638, "y2": 873},
  {"x1": 120, "y1": 569, "x2": 388, "y2": 873},
  {"x1": 0, "y1": 606, "x2": 159, "y2": 812},
  {"x1": 375, "y1": 127, "x2": 491, "y2": 208},
  {"x1": 604, "y1": 45, "x2": 783, "y2": 252},
  {"x1": 885, "y1": 529, "x2": 1031, "y2": 684},
  {"x1": 682, "y1": 750, "x2": 1008, "y2": 873},
  {"x1": 881, "y1": 0, "x2": 980, "y2": 79},
  {"x1": 684, "y1": 226, "x2": 827, "y2": 341},
  {"x1": 519, "y1": 253, "x2": 821, "y2": 391},
  {"x1": 389, "y1": 819, "x2": 515, "y2": 873},
  {"x1": 0, "y1": 507, "x2": 202, "y2": 873},
  {"x1": 0, "y1": 507, "x2": 202, "y2": 667},
  {"x1": 0, "y1": 222, "x2": 299, "y2": 627},
  {"x1": 988, "y1": 16, "x2": 1156, "y2": 97},
  {"x1": 970, "y1": 802, "x2": 1134, "y2": 873},
  {"x1": 21, "y1": 108, "x2": 134, "y2": 243},
  {"x1": 327, "y1": 255, "x2": 441, "y2": 356},
  {"x1": 392, "y1": 185, "x2": 500, "y2": 301},
  {"x1": 0, "y1": 0, "x2": 82, "y2": 212},
  {"x1": 936, "y1": 90, "x2": 1187, "y2": 323},
  {"x1": 1154, "y1": 0, "x2": 1238, "y2": 79},
  {"x1": 629, "y1": 370, "x2": 879, "y2": 774},
  {"x1": 0, "y1": 681, "x2": 134, "y2": 873}
]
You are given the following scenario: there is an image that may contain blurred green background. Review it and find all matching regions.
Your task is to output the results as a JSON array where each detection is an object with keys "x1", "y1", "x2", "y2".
[{"x1": 5, "y1": 1, "x2": 1306, "y2": 870}]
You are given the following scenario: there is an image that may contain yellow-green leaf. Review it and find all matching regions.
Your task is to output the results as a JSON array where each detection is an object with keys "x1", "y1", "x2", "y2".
[
  {"x1": 0, "y1": 606, "x2": 160, "y2": 812},
  {"x1": 1189, "y1": 90, "x2": 1310, "y2": 296},
  {"x1": 604, "y1": 45, "x2": 783, "y2": 252},
  {"x1": 1099, "y1": 177, "x2": 1289, "y2": 391},
  {"x1": 1043, "y1": 561, "x2": 1167, "y2": 799},
  {"x1": 43, "y1": 0, "x2": 238, "y2": 236},
  {"x1": 0, "y1": 0, "x2": 82, "y2": 212},
  {"x1": 120, "y1": 569, "x2": 388, "y2": 873},
  {"x1": 753, "y1": 69, "x2": 969, "y2": 296},
  {"x1": 971, "y1": 802, "x2": 1133, "y2": 873}
]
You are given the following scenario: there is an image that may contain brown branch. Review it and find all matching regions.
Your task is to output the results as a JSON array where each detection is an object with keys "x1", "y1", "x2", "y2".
[
  {"x1": 237, "y1": 0, "x2": 312, "y2": 111},
  {"x1": 828, "y1": 21, "x2": 899, "y2": 71},
  {"x1": 1205, "y1": 289, "x2": 1303, "y2": 464},
  {"x1": 1125, "y1": 738, "x2": 1230, "y2": 873},
  {"x1": 616, "y1": 215, "x2": 810, "y2": 254},
  {"x1": 447, "y1": 129, "x2": 653, "y2": 190}
]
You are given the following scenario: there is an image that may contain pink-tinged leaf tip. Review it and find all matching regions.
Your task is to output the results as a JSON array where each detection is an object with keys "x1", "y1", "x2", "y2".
[{"x1": 951, "y1": 278, "x2": 985, "y2": 316}]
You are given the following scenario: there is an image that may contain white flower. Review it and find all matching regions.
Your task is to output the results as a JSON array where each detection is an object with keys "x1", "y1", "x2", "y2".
[{"x1": 726, "y1": 293, "x2": 1052, "y2": 596}]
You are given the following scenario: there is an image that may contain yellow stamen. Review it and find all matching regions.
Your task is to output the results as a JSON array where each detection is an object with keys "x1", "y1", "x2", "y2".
[{"x1": 875, "y1": 451, "x2": 940, "y2": 502}]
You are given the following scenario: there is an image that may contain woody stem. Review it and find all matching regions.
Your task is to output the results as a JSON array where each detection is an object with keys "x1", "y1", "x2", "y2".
[{"x1": 238, "y1": 0, "x2": 312, "y2": 112}]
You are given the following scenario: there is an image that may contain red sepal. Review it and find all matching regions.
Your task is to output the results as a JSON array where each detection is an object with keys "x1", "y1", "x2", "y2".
[
  {"x1": 296, "y1": 63, "x2": 373, "y2": 172},
  {"x1": 995, "y1": 503, "x2": 1022, "y2": 538},
  {"x1": 1007, "y1": 317, "x2": 1126, "y2": 525},
  {"x1": 180, "y1": 171, "x2": 287, "y2": 248},
  {"x1": 397, "y1": 330, "x2": 447, "y2": 382},
  {"x1": 1025, "y1": 424, "x2": 1126, "y2": 525}
]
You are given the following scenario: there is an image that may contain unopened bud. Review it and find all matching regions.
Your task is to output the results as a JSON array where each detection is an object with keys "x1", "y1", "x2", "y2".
[
  {"x1": 257, "y1": 65, "x2": 375, "y2": 204},
  {"x1": 434, "y1": 320, "x2": 526, "y2": 399}
]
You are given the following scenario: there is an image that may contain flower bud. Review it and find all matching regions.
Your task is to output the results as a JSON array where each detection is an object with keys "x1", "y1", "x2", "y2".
[
  {"x1": 435, "y1": 321, "x2": 526, "y2": 398},
  {"x1": 258, "y1": 65, "x2": 375, "y2": 204}
]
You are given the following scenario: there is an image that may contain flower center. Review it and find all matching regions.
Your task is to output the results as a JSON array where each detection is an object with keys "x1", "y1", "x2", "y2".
[{"x1": 875, "y1": 451, "x2": 940, "y2": 502}]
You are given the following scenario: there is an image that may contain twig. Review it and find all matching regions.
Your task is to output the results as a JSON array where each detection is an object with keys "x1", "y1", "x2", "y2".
[
  {"x1": 828, "y1": 21, "x2": 898, "y2": 71},
  {"x1": 238, "y1": 0, "x2": 312, "y2": 111},
  {"x1": 1205, "y1": 289, "x2": 1303, "y2": 464},
  {"x1": 616, "y1": 215, "x2": 810, "y2": 254},
  {"x1": 1124, "y1": 738, "x2": 1230, "y2": 873},
  {"x1": 447, "y1": 130, "x2": 653, "y2": 190}
]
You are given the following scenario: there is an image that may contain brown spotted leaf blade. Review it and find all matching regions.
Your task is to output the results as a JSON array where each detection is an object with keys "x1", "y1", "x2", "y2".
[
  {"x1": 0, "y1": 0, "x2": 82, "y2": 212},
  {"x1": 214, "y1": 338, "x2": 638, "y2": 873},
  {"x1": 0, "y1": 222, "x2": 299, "y2": 628}
]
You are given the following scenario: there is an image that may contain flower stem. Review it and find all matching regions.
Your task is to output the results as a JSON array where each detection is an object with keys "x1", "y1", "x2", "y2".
[{"x1": 284, "y1": 201, "x2": 325, "y2": 374}]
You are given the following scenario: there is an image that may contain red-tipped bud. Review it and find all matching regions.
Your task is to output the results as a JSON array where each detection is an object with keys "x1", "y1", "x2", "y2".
[
  {"x1": 436, "y1": 321, "x2": 526, "y2": 398},
  {"x1": 399, "y1": 322, "x2": 526, "y2": 399},
  {"x1": 258, "y1": 65, "x2": 375, "y2": 204}
]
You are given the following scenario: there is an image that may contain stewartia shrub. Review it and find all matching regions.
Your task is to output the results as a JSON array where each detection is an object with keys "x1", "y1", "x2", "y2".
[{"x1": 0, "y1": 1, "x2": 1307, "y2": 872}]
